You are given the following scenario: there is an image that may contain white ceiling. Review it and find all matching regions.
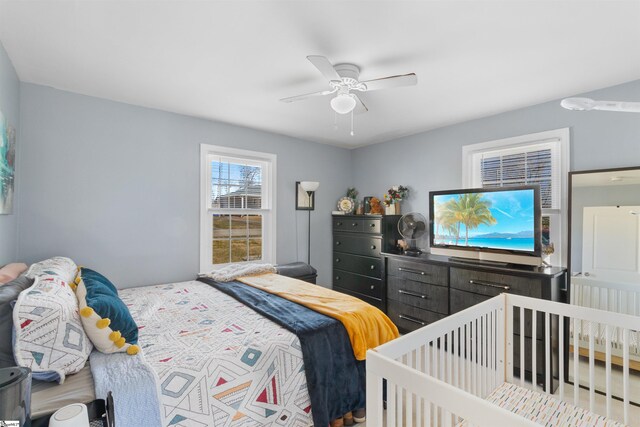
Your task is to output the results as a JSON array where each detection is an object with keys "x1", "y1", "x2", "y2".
[{"x1": 1, "y1": 1, "x2": 640, "y2": 148}]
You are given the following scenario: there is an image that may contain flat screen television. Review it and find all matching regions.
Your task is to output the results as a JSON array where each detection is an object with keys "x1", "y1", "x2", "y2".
[{"x1": 429, "y1": 186, "x2": 542, "y2": 265}]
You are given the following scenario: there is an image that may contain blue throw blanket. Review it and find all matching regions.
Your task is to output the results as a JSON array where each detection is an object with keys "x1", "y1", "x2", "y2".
[{"x1": 198, "y1": 278, "x2": 365, "y2": 427}]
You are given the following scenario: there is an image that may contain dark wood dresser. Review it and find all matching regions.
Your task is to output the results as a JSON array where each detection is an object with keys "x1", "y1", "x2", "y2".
[
  {"x1": 384, "y1": 252, "x2": 566, "y2": 392},
  {"x1": 332, "y1": 214, "x2": 401, "y2": 310}
]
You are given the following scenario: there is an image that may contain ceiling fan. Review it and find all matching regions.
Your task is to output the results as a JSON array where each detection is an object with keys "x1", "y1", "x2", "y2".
[
  {"x1": 561, "y1": 97, "x2": 640, "y2": 113},
  {"x1": 280, "y1": 55, "x2": 417, "y2": 116}
]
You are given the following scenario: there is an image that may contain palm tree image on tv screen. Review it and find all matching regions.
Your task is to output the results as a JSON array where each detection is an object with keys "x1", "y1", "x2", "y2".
[{"x1": 433, "y1": 190, "x2": 535, "y2": 252}]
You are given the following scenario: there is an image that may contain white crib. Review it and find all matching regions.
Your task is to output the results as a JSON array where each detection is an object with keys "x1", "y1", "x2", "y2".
[{"x1": 367, "y1": 294, "x2": 640, "y2": 427}]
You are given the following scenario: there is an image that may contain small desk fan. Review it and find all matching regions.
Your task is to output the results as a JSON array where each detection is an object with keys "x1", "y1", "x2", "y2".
[{"x1": 398, "y1": 212, "x2": 427, "y2": 256}]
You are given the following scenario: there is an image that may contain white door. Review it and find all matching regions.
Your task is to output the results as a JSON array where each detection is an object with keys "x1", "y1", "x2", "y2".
[{"x1": 582, "y1": 206, "x2": 640, "y2": 282}]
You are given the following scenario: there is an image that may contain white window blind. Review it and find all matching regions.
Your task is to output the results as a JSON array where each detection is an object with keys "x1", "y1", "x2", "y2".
[
  {"x1": 475, "y1": 141, "x2": 561, "y2": 209},
  {"x1": 211, "y1": 157, "x2": 264, "y2": 210}
]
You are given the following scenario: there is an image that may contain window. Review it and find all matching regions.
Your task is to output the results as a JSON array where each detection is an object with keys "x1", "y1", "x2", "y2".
[
  {"x1": 200, "y1": 144, "x2": 276, "y2": 272},
  {"x1": 462, "y1": 129, "x2": 570, "y2": 266}
]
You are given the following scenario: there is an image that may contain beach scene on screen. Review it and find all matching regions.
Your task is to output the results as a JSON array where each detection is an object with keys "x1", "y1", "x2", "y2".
[{"x1": 433, "y1": 189, "x2": 535, "y2": 252}]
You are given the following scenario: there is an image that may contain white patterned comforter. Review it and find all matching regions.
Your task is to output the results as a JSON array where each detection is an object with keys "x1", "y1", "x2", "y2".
[{"x1": 119, "y1": 281, "x2": 313, "y2": 427}]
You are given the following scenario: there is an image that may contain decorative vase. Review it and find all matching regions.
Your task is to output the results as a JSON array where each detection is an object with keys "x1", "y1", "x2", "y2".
[{"x1": 385, "y1": 203, "x2": 400, "y2": 215}]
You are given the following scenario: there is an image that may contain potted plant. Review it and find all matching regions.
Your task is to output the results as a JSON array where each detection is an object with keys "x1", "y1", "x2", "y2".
[{"x1": 383, "y1": 185, "x2": 408, "y2": 215}]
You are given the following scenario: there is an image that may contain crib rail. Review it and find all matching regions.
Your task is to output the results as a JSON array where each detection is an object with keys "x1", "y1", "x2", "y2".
[{"x1": 367, "y1": 294, "x2": 640, "y2": 427}]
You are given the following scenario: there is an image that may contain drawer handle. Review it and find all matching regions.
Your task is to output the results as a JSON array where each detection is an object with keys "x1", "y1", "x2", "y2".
[
  {"x1": 336, "y1": 241, "x2": 341, "y2": 246},
  {"x1": 371, "y1": 245, "x2": 377, "y2": 250},
  {"x1": 469, "y1": 279, "x2": 510, "y2": 291},
  {"x1": 398, "y1": 314, "x2": 426, "y2": 326},
  {"x1": 370, "y1": 265, "x2": 376, "y2": 270},
  {"x1": 335, "y1": 276, "x2": 340, "y2": 280},
  {"x1": 398, "y1": 267, "x2": 428, "y2": 276},
  {"x1": 335, "y1": 258, "x2": 341, "y2": 263},
  {"x1": 336, "y1": 222, "x2": 343, "y2": 226},
  {"x1": 369, "y1": 223, "x2": 376, "y2": 227},
  {"x1": 398, "y1": 289, "x2": 427, "y2": 299},
  {"x1": 370, "y1": 285, "x2": 375, "y2": 290},
  {"x1": 352, "y1": 223, "x2": 358, "y2": 227}
]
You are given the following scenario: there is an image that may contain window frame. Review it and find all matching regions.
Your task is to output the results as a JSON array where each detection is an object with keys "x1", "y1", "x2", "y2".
[
  {"x1": 200, "y1": 144, "x2": 277, "y2": 272},
  {"x1": 462, "y1": 128, "x2": 570, "y2": 266}
]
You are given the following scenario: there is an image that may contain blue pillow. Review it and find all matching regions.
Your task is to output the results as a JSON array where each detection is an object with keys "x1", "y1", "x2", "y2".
[{"x1": 74, "y1": 268, "x2": 139, "y2": 355}]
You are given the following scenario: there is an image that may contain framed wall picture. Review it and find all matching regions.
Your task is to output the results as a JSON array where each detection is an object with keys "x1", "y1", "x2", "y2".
[
  {"x1": 296, "y1": 181, "x2": 315, "y2": 210},
  {"x1": 0, "y1": 111, "x2": 15, "y2": 215}
]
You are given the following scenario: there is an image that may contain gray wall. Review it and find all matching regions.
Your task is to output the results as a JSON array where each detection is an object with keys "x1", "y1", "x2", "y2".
[
  {"x1": 570, "y1": 183, "x2": 640, "y2": 274},
  {"x1": 18, "y1": 83, "x2": 351, "y2": 288},
  {"x1": 0, "y1": 41, "x2": 20, "y2": 265},
  {"x1": 351, "y1": 79, "x2": 640, "y2": 259}
]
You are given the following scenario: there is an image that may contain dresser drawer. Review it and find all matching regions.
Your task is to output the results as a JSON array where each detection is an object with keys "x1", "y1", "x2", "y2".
[
  {"x1": 387, "y1": 257, "x2": 448, "y2": 287},
  {"x1": 333, "y1": 217, "x2": 363, "y2": 232},
  {"x1": 333, "y1": 253, "x2": 381, "y2": 277},
  {"x1": 450, "y1": 267, "x2": 542, "y2": 298},
  {"x1": 362, "y1": 218, "x2": 381, "y2": 234},
  {"x1": 333, "y1": 269, "x2": 383, "y2": 299},
  {"x1": 333, "y1": 285, "x2": 383, "y2": 310},
  {"x1": 387, "y1": 276, "x2": 449, "y2": 315},
  {"x1": 387, "y1": 300, "x2": 445, "y2": 333},
  {"x1": 450, "y1": 289, "x2": 545, "y2": 339},
  {"x1": 334, "y1": 234, "x2": 381, "y2": 257}
]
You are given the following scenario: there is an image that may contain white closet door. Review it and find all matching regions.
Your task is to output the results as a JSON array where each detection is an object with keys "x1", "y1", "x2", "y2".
[{"x1": 582, "y1": 206, "x2": 640, "y2": 282}]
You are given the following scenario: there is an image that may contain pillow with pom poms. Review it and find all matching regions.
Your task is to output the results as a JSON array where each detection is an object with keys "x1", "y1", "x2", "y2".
[{"x1": 74, "y1": 267, "x2": 139, "y2": 355}]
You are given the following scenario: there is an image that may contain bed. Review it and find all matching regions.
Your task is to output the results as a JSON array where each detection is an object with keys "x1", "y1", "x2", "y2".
[
  {"x1": 28, "y1": 271, "x2": 396, "y2": 426},
  {"x1": 366, "y1": 293, "x2": 640, "y2": 427}
]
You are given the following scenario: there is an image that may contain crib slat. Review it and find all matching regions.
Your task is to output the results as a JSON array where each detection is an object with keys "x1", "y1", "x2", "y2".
[
  {"x1": 471, "y1": 320, "x2": 477, "y2": 395},
  {"x1": 519, "y1": 306, "x2": 525, "y2": 387},
  {"x1": 453, "y1": 328, "x2": 458, "y2": 390},
  {"x1": 605, "y1": 325, "x2": 611, "y2": 419},
  {"x1": 417, "y1": 346, "x2": 424, "y2": 427},
  {"x1": 490, "y1": 310, "x2": 495, "y2": 393},
  {"x1": 368, "y1": 371, "x2": 383, "y2": 427},
  {"x1": 481, "y1": 314, "x2": 486, "y2": 397},
  {"x1": 623, "y1": 328, "x2": 629, "y2": 425},
  {"x1": 573, "y1": 318, "x2": 580, "y2": 406},
  {"x1": 387, "y1": 380, "x2": 396, "y2": 427},
  {"x1": 532, "y1": 309, "x2": 537, "y2": 391},
  {"x1": 407, "y1": 351, "x2": 414, "y2": 427},
  {"x1": 398, "y1": 355, "x2": 405, "y2": 427},
  {"x1": 448, "y1": 330, "x2": 453, "y2": 387},
  {"x1": 545, "y1": 312, "x2": 551, "y2": 394},
  {"x1": 589, "y1": 321, "x2": 595, "y2": 412},
  {"x1": 465, "y1": 323, "x2": 471, "y2": 393},
  {"x1": 558, "y1": 314, "x2": 564, "y2": 401}
]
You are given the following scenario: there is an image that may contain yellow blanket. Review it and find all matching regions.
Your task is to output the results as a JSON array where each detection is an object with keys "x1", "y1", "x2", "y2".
[{"x1": 238, "y1": 273, "x2": 399, "y2": 361}]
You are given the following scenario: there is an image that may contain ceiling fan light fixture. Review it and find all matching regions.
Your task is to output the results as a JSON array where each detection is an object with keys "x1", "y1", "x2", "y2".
[
  {"x1": 330, "y1": 93, "x2": 357, "y2": 115},
  {"x1": 560, "y1": 97, "x2": 595, "y2": 111}
]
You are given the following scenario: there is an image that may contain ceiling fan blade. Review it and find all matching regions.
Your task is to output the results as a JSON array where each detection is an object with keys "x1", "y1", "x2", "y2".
[
  {"x1": 593, "y1": 100, "x2": 640, "y2": 113},
  {"x1": 307, "y1": 55, "x2": 342, "y2": 82},
  {"x1": 361, "y1": 73, "x2": 417, "y2": 92},
  {"x1": 280, "y1": 89, "x2": 335, "y2": 103},
  {"x1": 353, "y1": 94, "x2": 368, "y2": 114}
]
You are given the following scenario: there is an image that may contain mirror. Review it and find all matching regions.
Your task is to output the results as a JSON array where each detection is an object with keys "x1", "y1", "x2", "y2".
[{"x1": 568, "y1": 166, "x2": 640, "y2": 403}]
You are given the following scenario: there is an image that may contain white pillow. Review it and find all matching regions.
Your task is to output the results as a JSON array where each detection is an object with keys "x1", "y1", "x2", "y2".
[
  {"x1": 14, "y1": 257, "x2": 92, "y2": 383},
  {"x1": 25, "y1": 256, "x2": 78, "y2": 283}
]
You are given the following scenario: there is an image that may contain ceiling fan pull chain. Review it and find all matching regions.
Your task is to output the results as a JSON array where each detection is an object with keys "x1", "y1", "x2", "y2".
[
  {"x1": 350, "y1": 110, "x2": 355, "y2": 136},
  {"x1": 333, "y1": 111, "x2": 338, "y2": 130}
]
